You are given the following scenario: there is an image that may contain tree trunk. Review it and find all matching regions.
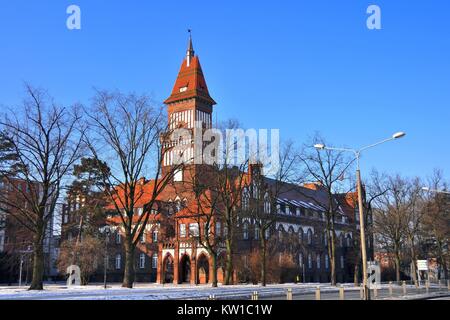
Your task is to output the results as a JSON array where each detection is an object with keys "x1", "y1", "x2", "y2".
[
  {"x1": 260, "y1": 234, "x2": 267, "y2": 286},
  {"x1": 122, "y1": 238, "x2": 135, "y2": 288},
  {"x1": 409, "y1": 243, "x2": 418, "y2": 287},
  {"x1": 329, "y1": 230, "x2": 336, "y2": 286},
  {"x1": 354, "y1": 264, "x2": 359, "y2": 286},
  {"x1": 210, "y1": 252, "x2": 218, "y2": 288},
  {"x1": 29, "y1": 241, "x2": 44, "y2": 290},
  {"x1": 224, "y1": 238, "x2": 233, "y2": 285},
  {"x1": 394, "y1": 253, "x2": 401, "y2": 282},
  {"x1": 29, "y1": 225, "x2": 44, "y2": 290}
]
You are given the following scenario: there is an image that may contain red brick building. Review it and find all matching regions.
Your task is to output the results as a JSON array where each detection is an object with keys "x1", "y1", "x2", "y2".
[{"x1": 61, "y1": 35, "x2": 361, "y2": 285}]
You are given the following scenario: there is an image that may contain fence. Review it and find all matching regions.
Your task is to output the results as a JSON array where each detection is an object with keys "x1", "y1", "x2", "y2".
[{"x1": 204, "y1": 279, "x2": 450, "y2": 300}]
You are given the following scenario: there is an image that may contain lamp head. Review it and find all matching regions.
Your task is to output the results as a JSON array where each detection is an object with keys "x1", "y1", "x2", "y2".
[
  {"x1": 314, "y1": 144, "x2": 325, "y2": 150},
  {"x1": 392, "y1": 132, "x2": 406, "y2": 139}
]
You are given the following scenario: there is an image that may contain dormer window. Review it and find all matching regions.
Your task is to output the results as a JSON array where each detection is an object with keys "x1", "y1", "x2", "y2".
[{"x1": 179, "y1": 86, "x2": 188, "y2": 93}]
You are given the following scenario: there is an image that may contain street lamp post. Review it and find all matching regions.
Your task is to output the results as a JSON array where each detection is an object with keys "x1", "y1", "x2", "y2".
[
  {"x1": 100, "y1": 226, "x2": 111, "y2": 289},
  {"x1": 314, "y1": 131, "x2": 405, "y2": 300}
]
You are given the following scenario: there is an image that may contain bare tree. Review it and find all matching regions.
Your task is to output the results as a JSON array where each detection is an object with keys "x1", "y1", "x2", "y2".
[
  {"x1": 297, "y1": 134, "x2": 354, "y2": 286},
  {"x1": 372, "y1": 174, "x2": 410, "y2": 282},
  {"x1": 0, "y1": 85, "x2": 84, "y2": 290},
  {"x1": 86, "y1": 90, "x2": 182, "y2": 288},
  {"x1": 422, "y1": 169, "x2": 450, "y2": 280},
  {"x1": 243, "y1": 141, "x2": 298, "y2": 286}
]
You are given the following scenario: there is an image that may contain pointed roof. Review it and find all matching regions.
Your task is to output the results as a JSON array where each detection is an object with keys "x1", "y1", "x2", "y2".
[{"x1": 164, "y1": 35, "x2": 216, "y2": 105}]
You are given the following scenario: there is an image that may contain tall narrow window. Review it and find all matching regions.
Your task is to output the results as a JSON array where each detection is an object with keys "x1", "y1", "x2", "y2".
[
  {"x1": 215, "y1": 221, "x2": 221, "y2": 237},
  {"x1": 264, "y1": 193, "x2": 271, "y2": 213},
  {"x1": 316, "y1": 254, "x2": 321, "y2": 269},
  {"x1": 152, "y1": 230, "x2": 158, "y2": 243},
  {"x1": 152, "y1": 254, "x2": 158, "y2": 269},
  {"x1": 139, "y1": 253, "x2": 145, "y2": 269},
  {"x1": 179, "y1": 224, "x2": 186, "y2": 238},
  {"x1": 307, "y1": 229, "x2": 313, "y2": 245},
  {"x1": 308, "y1": 253, "x2": 312, "y2": 269},
  {"x1": 115, "y1": 254, "x2": 121, "y2": 270},
  {"x1": 254, "y1": 224, "x2": 260, "y2": 240},
  {"x1": 243, "y1": 222, "x2": 249, "y2": 240},
  {"x1": 140, "y1": 231, "x2": 146, "y2": 243},
  {"x1": 340, "y1": 255, "x2": 345, "y2": 269},
  {"x1": 116, "y1": 232, "x2": 121, "y2": 244},
  {"x1": 325, "y1": 255, "x2": 329, "y2": 269}
]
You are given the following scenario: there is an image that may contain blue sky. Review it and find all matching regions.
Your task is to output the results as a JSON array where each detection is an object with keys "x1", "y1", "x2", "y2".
[{"x1": 0, "y1": 1, "x2": 449, "y2": 180}]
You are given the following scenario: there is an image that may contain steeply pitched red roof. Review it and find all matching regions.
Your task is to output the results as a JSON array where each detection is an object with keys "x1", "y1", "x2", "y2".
[{"x1": 164, "y1": 52, "x2": 216, "y2": 105}]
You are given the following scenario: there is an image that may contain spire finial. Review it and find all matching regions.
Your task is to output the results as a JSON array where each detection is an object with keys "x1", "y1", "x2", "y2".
[{"x1": 186, "y1": 29, "x2": 194, "y2": 67}]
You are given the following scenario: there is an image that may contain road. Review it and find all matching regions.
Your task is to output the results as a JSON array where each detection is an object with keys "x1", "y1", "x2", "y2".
[{"x1": 0, "y1": 283, "x2": 448, "y2": 300}]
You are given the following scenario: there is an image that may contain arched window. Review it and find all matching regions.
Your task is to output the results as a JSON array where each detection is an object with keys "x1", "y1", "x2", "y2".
[
  {"x1": 323, "y1": 231, "x2": 328, "y2": 246},
  {"x1": 115, "y1": 232, "x2": 121, "y2": 244},
  {"x1": 278, "y1": 226, "x2": 285, "y2": 240},
  {"x1": 151, "y1": 253, "x2": 158, "y2": 269},
  {"x1": 265, "y1": 228, "x2": 270, "y2": 240},
  {"x1": 307, "y1": 229, "x2": 313, "y2": 245},
  {"x1": 316, "y1": 254, "x2": 321, "y2": 269},
  {"x1": 339, "y1": 234, "x2": 344, "y2": 247},
  {"x1": 325, "y1": 255, "x2": 329, "y2": 269},
  {"x1": 298, "y1": 228, "x2": 303, "y2": 243},
  {"x1": 264, "y1": 193, "x2": 271, "y2": 213},
  {"x1": 243, "y1": 222, "x2": 249, "y2": 240},
  {"x1": 346, "y1": 235, "x2": 352, "y2": 247},
  {"x1": 308, "y1": 253, "x2": 312, "y2": 269},
  {"x1": 299, "y1": 253, "x2": 303, "y2": 267},
  {"x1": 288, "y1": 226, "x2": 295, "y2": 235}
]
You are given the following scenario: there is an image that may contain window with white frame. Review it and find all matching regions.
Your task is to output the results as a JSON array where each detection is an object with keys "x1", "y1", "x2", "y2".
[
  {"x1": 264, "y1": 228, "x2": 270, "y2": 240},
  {"x1": 152, "y1": 230, "x2": 158, "y2": 243},
  {"x1": 140, "y1": 231, "x2": 146, "y2": 243},
  {"x1": 189, "y1": 223, "x2": 199, "y2": 237},
  {"x1": 152, "y1": 253, "x2": 158, "y2": 269},
  {"x1": 346, "y1": 235, "x2": 351, "y2": 247},
  {"x1": 254, "y1": 224, "x2": 260, "y2": 240},
  {"x1": 179, "y1": 224, "x2": 186, "y2": 237},
  {"x1": 316, "y1": 254, "x2": 321, "y2": 269},
  {"x1": 139, "y1": 253, "x2": 145, "y2": 269},
  {"x1": 115, "y1": 254, "x2": 121, "y2": 269},
  {"x1": 174, "y1": 169, "x2": 183, "y2": 182}
]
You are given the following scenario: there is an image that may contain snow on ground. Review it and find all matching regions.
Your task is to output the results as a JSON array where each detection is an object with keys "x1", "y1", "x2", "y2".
[{"x1": 0, "y1": 282, "x2": 443, "y2": 300}]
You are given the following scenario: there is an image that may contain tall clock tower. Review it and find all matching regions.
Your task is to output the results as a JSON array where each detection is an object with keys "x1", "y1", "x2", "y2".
[{"x1": 162, "y1": 33, "x2": 216, "y2": 182}]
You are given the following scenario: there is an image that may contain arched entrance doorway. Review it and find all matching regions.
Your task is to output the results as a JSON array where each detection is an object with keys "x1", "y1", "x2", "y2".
[
  {"x1": 197, "y1": 254, "x2": 209, "y2": 284},
  {"x1": 162, "y1": 254, "x2": 174, "y2": 284},
  {"x1": 179, "y1": 254, "x2": 191, "y2": 283}
]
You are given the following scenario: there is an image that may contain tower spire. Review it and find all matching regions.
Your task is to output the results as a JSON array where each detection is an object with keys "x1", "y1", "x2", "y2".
[{"x1": 186, "y1": 29, "x2": 194, "y2": 67}]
